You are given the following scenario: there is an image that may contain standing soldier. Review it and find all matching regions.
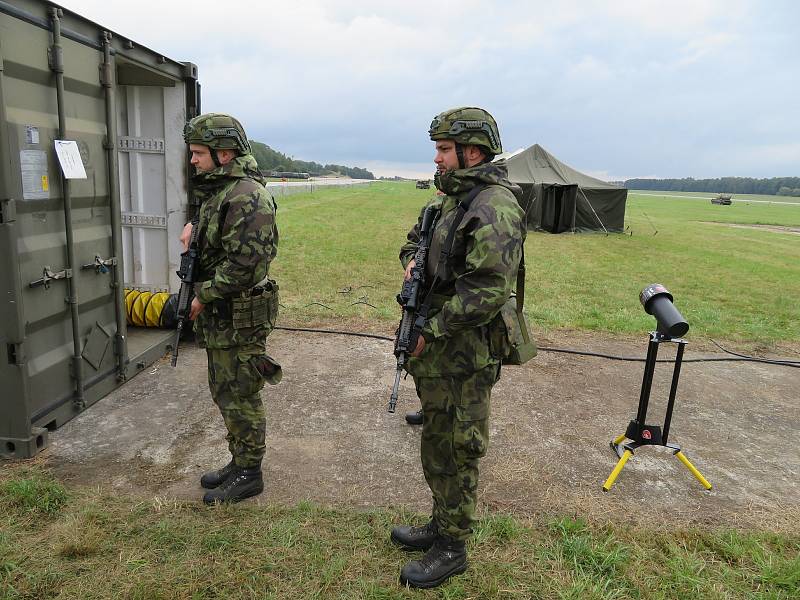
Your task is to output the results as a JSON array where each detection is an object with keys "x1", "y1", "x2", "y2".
[
  {"x1": 391, "y1": 107, "x2": 525, "y2": 588},
  {"x1": 181, "y1": 113, "x2": 281, "y2": 505}
]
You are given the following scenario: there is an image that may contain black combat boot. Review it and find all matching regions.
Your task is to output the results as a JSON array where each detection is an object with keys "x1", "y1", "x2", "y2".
[
  {"x1": 399, "y1": 536, "x2": 468, "y2": 589},
  {"x1": 200, "y1": 460, "x2": 236, "y2": 489},
  {"x1": 391, "y1": 519, "x2": 438, "y2": 550},
  {"x1": 202, "y1": 465, "x2": 264, "y2": 505},
  {"x1": 405, "y1": 410, "x2": 424, "y2": 425}
]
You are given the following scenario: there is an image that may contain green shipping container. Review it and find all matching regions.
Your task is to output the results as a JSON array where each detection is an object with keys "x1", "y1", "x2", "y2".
[{"x1": 0, "y1": 0, "x2": 200, "y2": 457}]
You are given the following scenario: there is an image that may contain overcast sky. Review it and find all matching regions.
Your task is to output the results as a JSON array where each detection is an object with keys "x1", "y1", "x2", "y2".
[{"x1": 59, "y1": 0, "x2": 799, "y2": 180}]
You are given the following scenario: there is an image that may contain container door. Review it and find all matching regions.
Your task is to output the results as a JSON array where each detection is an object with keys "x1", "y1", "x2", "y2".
[{"x1": 0, "y1": 9, "x2": 119, "y2": 449}]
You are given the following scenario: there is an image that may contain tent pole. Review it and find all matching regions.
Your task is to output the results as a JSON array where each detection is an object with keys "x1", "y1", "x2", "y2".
[{"x1": 578, "y1": 186, "x2": 609, "y2": 235}]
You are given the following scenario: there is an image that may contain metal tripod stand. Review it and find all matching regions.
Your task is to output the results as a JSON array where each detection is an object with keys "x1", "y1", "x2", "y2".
[{"x1": 603, "y1": 331, "x2": 712, "y2": 492}]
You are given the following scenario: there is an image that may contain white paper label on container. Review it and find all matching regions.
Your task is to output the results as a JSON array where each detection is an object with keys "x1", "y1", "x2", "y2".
[
  {"x1": 54, "y1": 140, "x2": 87, "y2": 179},
  {"x1": 25, "y1": 125, "x2": 40, "y2": 145},
  {"x1": 20, "y1": 150, "x2": 50, "y2": 200}
]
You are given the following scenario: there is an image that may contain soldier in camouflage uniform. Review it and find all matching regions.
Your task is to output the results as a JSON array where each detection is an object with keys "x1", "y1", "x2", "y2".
[
  {"x1": 391, "y1": 107, "x2": 525, "y2": 588},
  {"x1": 181, "y1": 113, "x2": 281, "y2": 505}
]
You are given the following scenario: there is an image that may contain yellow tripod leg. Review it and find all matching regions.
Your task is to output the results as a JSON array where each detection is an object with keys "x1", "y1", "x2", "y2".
[
  {"x1": 675, "y1": 451, "x2": 712, "y2": 490},
  {"x1": 603, "y1": 449, "x2": 632, "y2": 492},
  {"x1": 612, "y1": 434, "x2": 627, "y2": 446}
]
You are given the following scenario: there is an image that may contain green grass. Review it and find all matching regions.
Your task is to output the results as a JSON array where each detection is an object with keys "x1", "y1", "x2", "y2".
[
  {"x1": 1, "y1": 467, "x2": 797, "y2": 599},
  {"x1": 0, "y1": 470, "x2": 68, "y2": 514},
  {"x1": 269, "y1": 182, "x2": 800, "y2": 345}
]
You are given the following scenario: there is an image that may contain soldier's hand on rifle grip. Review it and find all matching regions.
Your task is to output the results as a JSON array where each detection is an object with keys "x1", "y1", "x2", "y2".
[
  {"x1": 180, "y1": 222, "x2": 193, "y2": 252},
  {"x1": 410, "y1": 334, "x2": 425, "y2": 357},
  {"x1": 404, "y1": 259, "x2": 416, "y2": 281},
  {"x1": 189, "y1": 297, "x2": 205, "y2": 320}
]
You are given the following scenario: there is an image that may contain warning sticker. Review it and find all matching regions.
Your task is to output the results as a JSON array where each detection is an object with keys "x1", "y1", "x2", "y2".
[
  {"x1": 20, "y1": 150, "x2": 50, "y2": 200},
  {"x1": 25, "y1": 125, "x2": 40, "y2": 145}
]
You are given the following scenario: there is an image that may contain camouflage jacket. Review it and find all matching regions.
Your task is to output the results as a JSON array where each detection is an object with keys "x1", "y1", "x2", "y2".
[
  {"x1": 399, "y1": 161, "x2": 525, "y2": 377},
  {"x1": 192, "y1": 154, "x2": 279, "y2": 348}
]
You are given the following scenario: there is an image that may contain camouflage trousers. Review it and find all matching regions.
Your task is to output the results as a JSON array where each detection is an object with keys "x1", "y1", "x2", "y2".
[
  {"x1": 206, "y1": 346, "x2": 266, "y2": 468},
  {"x1": 414, "y1": 363, "x2": 500, "y2": 542}
]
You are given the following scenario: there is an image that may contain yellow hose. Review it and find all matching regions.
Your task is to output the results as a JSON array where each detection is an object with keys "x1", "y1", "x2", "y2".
[
  {"x1": 147, "y1": 292, "x2": 168, "y2": 326},
  {"x1": 124, "y1": 289, "x2": 138, "y2": 323},
  {"x1": 131, "y1": 291, "x2": 153, "y2": 326},
  {"x1": 124, "y1": 289, "x2": 172, "y2": 327}
]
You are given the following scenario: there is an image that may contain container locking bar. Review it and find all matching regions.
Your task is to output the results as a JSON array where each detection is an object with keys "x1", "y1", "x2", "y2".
[
  {"x1": 81, "y1": 254, "x2": 117, "y2": 274},
  {"x1": 29, "y1": 266, "x2": 72, "y2": 289}
]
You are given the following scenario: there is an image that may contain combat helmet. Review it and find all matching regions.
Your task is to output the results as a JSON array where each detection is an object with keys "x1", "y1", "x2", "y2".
[
  {"x1": 428, "y1": 106, "x2": 503, "y2": 157},
  {"x1": 183, "y1": 113, "x2": 252, "y2": 156}
]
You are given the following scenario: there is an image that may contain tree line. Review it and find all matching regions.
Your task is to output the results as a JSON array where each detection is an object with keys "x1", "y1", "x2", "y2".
[
  {"x1": 249, "y1": 141, "x2": 375, "y2": 180},
  {"x1": 624, "y1": 177, "x2": 800, "y2": 196}
]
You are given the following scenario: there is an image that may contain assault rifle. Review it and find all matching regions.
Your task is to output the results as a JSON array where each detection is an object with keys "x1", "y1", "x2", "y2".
[
  {"x1": 389, "y1": 205, "x2": 439, "y2": 412},
  {"x1": 171, "y1": 219, "x2": 200, "y2": 367}
]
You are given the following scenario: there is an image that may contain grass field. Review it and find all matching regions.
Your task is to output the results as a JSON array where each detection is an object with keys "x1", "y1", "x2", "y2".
[
  {"x1": 2, "y1": 467, "x2": 798, "y2": 599},
  {"x1": 4, "y1": 183, "x2": 798, "y2": 599},
  {"x1": 270, "y1": 182, "x2": 800, "y2": 346}
]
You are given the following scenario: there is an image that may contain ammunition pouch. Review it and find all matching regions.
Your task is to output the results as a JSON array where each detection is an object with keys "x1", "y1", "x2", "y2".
[
  {"x1": 491, "y1": 295, "x2": 537, "y2": 365},
  {"x1": 498, "y1": 246, "x2": 536, "y2": 366},
  {"x1": 210, "y1": 280, "x2": 279, "y2": 330}
]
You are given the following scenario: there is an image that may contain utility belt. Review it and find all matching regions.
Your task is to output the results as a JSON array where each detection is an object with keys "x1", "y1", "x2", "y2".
[{"x1": 208, "y1": 280, "x2": 279, "y2": 328}]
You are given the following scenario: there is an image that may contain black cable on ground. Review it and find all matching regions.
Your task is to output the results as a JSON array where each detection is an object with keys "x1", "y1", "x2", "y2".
[
  {"x1": 274, "y1": 326, "x2": 800, "y2": 369},
  {"x1": 538, "y1": 346, "x2": 800, "y2": 367},
  {"x1": 275, "y1": 325, "x2": 393, "y2": 342},
  {"x1": 711, "y1": 339, "x2": 800, "y2": 366}
]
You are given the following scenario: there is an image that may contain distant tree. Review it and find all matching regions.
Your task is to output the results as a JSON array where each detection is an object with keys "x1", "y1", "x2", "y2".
[
  {"x1": 248, "y1": 140, "x2": 373, "y2": 178},
  {"x1": 777, "y1": 186, "x2": 800, "y2": 197},
  {"x1": 625, "y1": 176, "x2": 800, "y2": 195}
]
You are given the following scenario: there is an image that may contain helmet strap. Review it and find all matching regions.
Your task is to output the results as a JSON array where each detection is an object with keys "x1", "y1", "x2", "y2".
[
  {"x1": 455, "y1": 142, "x2": 466, "y2": 170},
  {"x1": 210, "y1": 148, "x2": 222, "y2": 168}
]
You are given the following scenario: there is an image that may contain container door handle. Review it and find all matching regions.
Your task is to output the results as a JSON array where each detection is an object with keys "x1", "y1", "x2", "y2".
[
  {"x1": 81, "y1": 254, "x2": 117, "y2": 274},
  {"x1": 29, "y1": 266, "x2": 73, "y2": 289}
]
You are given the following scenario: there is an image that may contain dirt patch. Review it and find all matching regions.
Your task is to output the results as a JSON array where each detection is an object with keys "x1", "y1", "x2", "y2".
[
  {"x1": 700, "y1": 221, "x2": 800, "y2": 236},
  {"x1": 41, "y1": 329, "x2": 800, "y2": 532}
]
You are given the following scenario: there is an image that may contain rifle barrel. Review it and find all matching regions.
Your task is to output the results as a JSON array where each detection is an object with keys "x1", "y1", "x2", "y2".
[
  {"x1": 170, "y1": 321, "x2": 182, "y2": 367},
  {"x1": 388, "y1": 364, "x2": 403, "y2": 413}
]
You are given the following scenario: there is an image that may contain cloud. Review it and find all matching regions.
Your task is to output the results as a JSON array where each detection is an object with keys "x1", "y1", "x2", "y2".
[{"x1": 56, "y1": 0, "x2": 800, "y2": 178}]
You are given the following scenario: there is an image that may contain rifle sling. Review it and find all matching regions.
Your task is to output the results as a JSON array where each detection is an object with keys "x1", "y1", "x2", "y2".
[
  {"x1": 516, "y1": 252, "x2": 525, "y2": 312},
  {"x1": 419, "y1": 184, "x2": 486, "y2": 313}
]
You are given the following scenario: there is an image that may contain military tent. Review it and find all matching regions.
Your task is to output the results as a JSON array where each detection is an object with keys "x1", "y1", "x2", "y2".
[{"x1": 500, "y1": 144, "x2": 627, "y2": 233}]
